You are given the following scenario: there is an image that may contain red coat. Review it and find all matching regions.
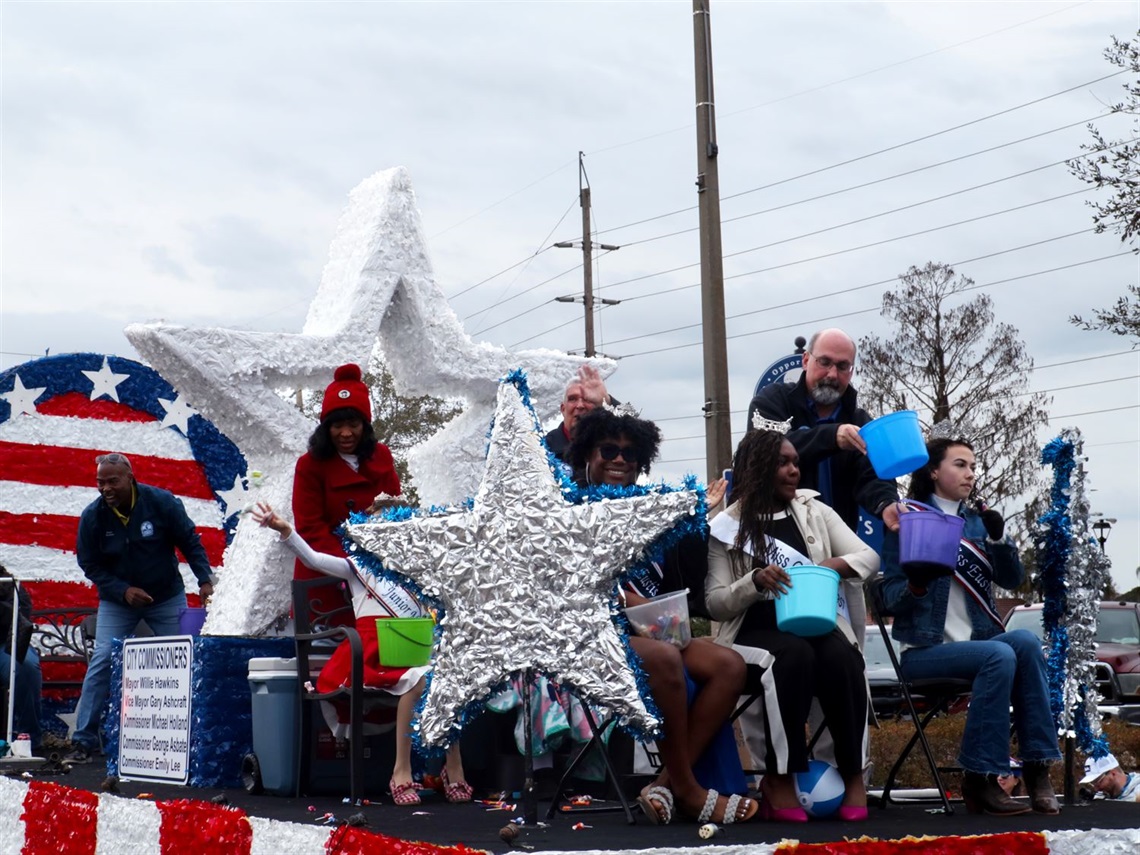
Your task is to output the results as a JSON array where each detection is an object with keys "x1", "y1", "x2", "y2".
[{"x1": 291, "y1": 448, "x2": 401, "y2": 624}]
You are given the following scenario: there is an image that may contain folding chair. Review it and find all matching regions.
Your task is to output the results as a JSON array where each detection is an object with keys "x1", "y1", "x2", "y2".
[
  {"x1": 730, "y1": 658, "x2": 831, "y2": 778},
  {"x1": 544, "y1": 701, "x2": 635, "y2": 823},
  {"x1": 292, "y1": 576, "x2": 381, "y2": 804},
  {"x1": 867, "y1": 575, "x2": 971, "y2": 813}
]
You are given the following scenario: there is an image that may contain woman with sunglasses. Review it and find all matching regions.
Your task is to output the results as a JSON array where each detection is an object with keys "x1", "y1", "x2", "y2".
[
  {"x1": 705, "y1": 425, "x2": 878, "y2": 822},
  {"x1": 565, "y1": 407, "x2": 757, "y2": 827}
]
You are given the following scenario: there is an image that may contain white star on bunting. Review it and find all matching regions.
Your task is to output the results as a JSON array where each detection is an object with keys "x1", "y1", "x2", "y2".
[
  {"x1": 158, "y1": 394, "x2": 197, "y2": 434},
  {"x1": 1, "y1": 375, "x2": 47, "y2": 416},
  {"x1": 214, "y1": 474, "x2": 251, "y2": 520},
  {"x1": 346, "y1": 375, "x2": 697, "y2": 747},
  {"x1": 81, "y1": 357, "x2": 131, "y2": 402}
]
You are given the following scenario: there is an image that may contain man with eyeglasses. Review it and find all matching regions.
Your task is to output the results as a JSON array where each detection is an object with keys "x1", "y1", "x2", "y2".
[
  {"x1": 1080, "y1": 753, "x2": 1140, "y2": 802},
  {"x1": 65, "y1": 453, "x2": 213, "y2": 765},
  {"x1": 745, "y1": 328, "x2": 900, "y2": 535}
]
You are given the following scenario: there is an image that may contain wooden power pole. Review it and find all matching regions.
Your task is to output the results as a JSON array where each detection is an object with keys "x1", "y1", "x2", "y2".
[
  {"x1": 555, "y1": 152, "x2": 620, "y2": 358},
  {"x1": 693, "y1": 0, "x2": 732, "y2": 482}
]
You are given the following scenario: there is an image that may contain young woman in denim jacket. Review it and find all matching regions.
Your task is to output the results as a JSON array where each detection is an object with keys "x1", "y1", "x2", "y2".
[{"x1": 880, "y1": 437, "x2": 1060, "y2": 816}]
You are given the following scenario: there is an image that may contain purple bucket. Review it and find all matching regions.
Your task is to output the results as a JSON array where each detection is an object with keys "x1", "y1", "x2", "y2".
[
  {"x1": 898, "y1": 500, "x2": 964, "y2": 571},
  {"x1": 178, "y1": 606, "x2": 207, "y2": 636}
]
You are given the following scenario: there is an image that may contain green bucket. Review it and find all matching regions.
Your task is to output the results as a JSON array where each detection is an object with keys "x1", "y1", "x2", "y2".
[{"x1": 376, "y1": 617, "x2": 434, "y2": 667}]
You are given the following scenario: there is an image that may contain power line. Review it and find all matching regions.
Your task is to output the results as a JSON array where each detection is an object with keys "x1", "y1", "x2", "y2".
[
  {"x1": 1035, "y1": 348, "x2": 1140, "y2": 371},
  {"x1": 462, "y1": 195, "x2": 580, "y2": 327},
  {"x1": 619, "y1": 116, "x2": 1109, "y2": 251},
  {"x1": 719, "y1": 71, "x2": 1126, "y2": 205},
  {"x1": 593, "y1": 69, "x2": 1124, "y2": 241},
  {"x1": 429, "y1": 158, "x2": 576, "y2": 240},
  {"x1": 606, "y1": 230, "x2": 1091, "y2": 345},
  {"x1": 458, "y1": 95, "x2": 1122, "y2": 328},
  {"x1": 658, "y1": 398, "x2": 1140, "y2": 443},
  {"x1": 1048, "y1": 404, "x2": 1139, "y2": 421},
  {"x1": 601, "y1": 187, "x2": 1093, "y2": 300},
  {"x1": 458, "y1": 87, "x2": 1117, "y2": 319},
  {"x1": 447, "y1": 247, "x2": 554, "y2": 302},
  {"x1": 470, "y1": 250, "x2": 618, "y2": 336},
  {"x1": 617, "y1": 252, "x2": 1131, "y2": 360}
]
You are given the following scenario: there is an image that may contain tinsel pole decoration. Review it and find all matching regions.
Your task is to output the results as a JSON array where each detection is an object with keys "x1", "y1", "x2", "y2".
[{"x1": 1034, "y1": 428, "x2": 1111, "y2": 758}]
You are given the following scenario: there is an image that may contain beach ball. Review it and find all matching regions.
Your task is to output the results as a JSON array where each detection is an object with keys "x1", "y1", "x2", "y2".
[{"x1": 794, "y1": 760, "x2": 845, "y2": 818}]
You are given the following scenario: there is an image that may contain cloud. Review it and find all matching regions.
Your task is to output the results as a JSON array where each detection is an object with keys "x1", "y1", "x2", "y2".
[{"x1": 141, "y1": 246, "x2": 189, "y2": 281}]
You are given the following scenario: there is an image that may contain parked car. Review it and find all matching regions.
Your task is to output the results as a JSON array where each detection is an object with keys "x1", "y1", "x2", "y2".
[
  {"x1": 1003, "y1": 601, "x2": 1140, "y2": 710},
  {"x1": 863, "y1": 628, "x2": 905, "y2": 718}
]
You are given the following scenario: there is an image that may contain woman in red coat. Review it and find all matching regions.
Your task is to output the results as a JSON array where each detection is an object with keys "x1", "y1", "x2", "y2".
[{"x1": 292, "y1": 363, "x2": 401, "y2": 626}]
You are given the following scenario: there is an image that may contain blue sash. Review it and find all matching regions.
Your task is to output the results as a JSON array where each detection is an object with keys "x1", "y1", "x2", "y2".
[{"x1": 954, "y1": 539, "x2": 1003, "y2": 628}]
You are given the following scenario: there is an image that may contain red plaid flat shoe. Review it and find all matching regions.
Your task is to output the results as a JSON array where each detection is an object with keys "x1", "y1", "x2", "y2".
[
  {"x1": 390, "y1": 777, "x2": 421, "y2": 806},
  {"x1": 441, "y1": 767, "x2": 473, "y2": 804}
]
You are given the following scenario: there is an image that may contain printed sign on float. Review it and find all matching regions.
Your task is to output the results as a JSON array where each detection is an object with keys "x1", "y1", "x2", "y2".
[{"x1": 118, "y1": 637, "x2": 194, "y2": 784}]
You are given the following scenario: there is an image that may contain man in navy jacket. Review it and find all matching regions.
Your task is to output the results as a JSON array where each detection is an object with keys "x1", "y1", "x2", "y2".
[
  {"x1": 65, "y1": 453, "x2": 213, "y2": 763},
  {"x1": 746, "y1": 328, "x2": 900, "y2": 534}
]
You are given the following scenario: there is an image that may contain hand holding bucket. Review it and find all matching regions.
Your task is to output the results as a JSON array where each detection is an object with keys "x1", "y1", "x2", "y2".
[
  {"x1": 774, "y1": 565, "x2": 841, "y2": 637},
  {"x1": 897, "y1": 500, "x2": 964, "y2": 584},
  {"x1": 859, "y1": 411, "x2": 928, "y2": 480}
]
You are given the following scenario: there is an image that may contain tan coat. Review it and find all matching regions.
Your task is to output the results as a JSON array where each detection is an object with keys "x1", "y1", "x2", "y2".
[{"x1": 705, "y1": 490, "x2": 879, "y2": 651}]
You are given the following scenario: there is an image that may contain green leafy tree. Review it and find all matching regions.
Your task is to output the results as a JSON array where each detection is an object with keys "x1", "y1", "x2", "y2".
[
  {"x1": 1068, "y1": 32, "x2": 1140, "y2": 343},
  {"x1": 857, "y1": 262, "x2": 1051, "y2": 509},
  {"x1": 299, "y1": 361, "x2": 462, "y2": 506}
]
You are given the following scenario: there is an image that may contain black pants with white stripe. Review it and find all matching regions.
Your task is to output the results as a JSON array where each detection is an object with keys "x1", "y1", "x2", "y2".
[{"x1": 735, "y1": 601, "x2": 867, "y2": 777}]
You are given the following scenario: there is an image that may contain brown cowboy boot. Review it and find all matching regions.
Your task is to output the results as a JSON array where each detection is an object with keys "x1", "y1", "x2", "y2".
[
  {"x1": 1022, "y1": 762, "x2": 1061, "y2": 815},
  {"x1": 961, "y1": 772, "x2": 1032, "y2": 816}
]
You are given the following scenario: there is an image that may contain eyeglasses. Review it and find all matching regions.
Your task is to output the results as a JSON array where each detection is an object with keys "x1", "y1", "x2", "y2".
[
  {"x1": 597, "y1": 444, "x2": 639, "y2": 463},
  {"x1": 810, "y1": 354, "x2": 854, "y2": 374}
]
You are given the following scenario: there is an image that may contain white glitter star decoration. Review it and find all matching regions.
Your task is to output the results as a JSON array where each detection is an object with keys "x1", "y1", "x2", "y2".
[
  {"x1": 81, "y1": 356, "x2": 131, "y2": 402},
  {"x1": 125, "y1": 167, "x2": 611, "y2": 636},
  {"x1": 1, "y1": 375, "x2": 47, "y2": 416},
  {"x1": 346, "y1": 373, "x2": 698, "y2": 747}
]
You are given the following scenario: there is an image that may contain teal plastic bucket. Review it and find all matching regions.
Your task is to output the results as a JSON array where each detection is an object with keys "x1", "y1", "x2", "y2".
[
  {"x1": 775, "y1": 566, "x2": 840, "y2": 637},
  {"x1": 859, "y1": 410, "x2": 928, "y2": 479},
  {"x1": 178, "y1": 607, "x2": 207, "y2": 636},
  {"x1": 898, "y1": 500, "x2": 964, "y2": 571}
]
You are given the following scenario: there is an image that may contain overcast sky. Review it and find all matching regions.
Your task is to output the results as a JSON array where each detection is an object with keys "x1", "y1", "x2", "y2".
[{"x1": 3, "y1": 0, "x2": 1138, "y2": 591}]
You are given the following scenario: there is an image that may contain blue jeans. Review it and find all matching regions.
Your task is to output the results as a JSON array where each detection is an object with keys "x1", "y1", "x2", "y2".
[
  {"x1": 0, "y1": 646, "x2": 42, "y2": 747},
  {"x1": 900, "y1": 629, "x2": 1060, "y2": 776},
  {"x1": 73, "y1": 594, "x2": 186, "y2": 750}
]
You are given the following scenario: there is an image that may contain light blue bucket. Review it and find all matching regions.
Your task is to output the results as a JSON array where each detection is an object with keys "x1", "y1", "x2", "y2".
[
  {"x1": 859, "y1": 410, "x2": 929, "y2": 480},
  {"x1": 775, "y1": 566, "x2": 840, "y2": 637}
]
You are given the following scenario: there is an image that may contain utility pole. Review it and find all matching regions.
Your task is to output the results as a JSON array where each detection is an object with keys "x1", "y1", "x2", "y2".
[
  {"x1": 554, "y1": 152, "x2": 620, "y2": 357},
  {"x1": 693, "y1": 0, "x2": 732, "y2": 482}
]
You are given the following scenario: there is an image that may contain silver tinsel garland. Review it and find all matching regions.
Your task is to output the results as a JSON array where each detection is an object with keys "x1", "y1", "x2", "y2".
[{"x1": 1037, "y1": 427, "x2": 1112, "y2": 753}]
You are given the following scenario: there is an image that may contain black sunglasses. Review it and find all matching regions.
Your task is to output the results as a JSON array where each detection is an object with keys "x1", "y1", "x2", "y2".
[{"x1": 598, "y1": 443, "x2": 639, "y2": 463}]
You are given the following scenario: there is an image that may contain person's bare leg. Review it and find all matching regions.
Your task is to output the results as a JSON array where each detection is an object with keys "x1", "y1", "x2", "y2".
[
  {"x1": 631, "y1": 637, "x2": 755, "y2": 822},
  {"x1": 679, "y1": 638, "x2": 746, "y2": 764},
  {"x1": 391, "y1": 676, "x2": 425, "y2": 786},
  {"x1": 443, "y1": 742, "x2": 466, "y2": 784},
  {"x1": 842, "y1": 769, "x2": 867, "y2": 807},
  {"x1": 762, "y1": 773, "x2": 799, "y2": 809}
]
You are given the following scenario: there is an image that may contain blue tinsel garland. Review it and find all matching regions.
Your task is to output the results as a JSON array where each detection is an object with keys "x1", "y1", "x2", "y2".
[{"x1": 1035, "y1": 431, "x2": 1110, "y2": 759}]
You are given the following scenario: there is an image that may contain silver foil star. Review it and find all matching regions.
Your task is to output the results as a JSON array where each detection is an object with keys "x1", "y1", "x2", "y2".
[{"x1": 346, "y1": 375, "x2": 698, "y2": 747}]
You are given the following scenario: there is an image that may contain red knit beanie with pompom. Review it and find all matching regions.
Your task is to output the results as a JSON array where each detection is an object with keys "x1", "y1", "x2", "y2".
[{"x1": 321, "y1": 364, "x2": 372, "y2": 423}]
